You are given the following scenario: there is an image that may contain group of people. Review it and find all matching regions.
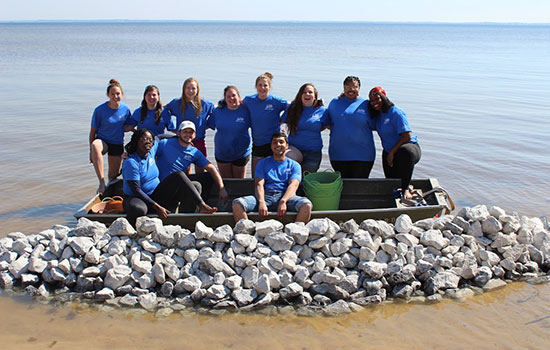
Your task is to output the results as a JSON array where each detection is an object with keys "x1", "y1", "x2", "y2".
[{"x1": 89, "y1": 74, "x2": 421, "y2": 226}]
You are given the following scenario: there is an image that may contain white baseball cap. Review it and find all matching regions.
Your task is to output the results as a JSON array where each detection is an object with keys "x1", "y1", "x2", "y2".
[{"x1": 178, "y1": 120, "x2": 196, "y2": 132}]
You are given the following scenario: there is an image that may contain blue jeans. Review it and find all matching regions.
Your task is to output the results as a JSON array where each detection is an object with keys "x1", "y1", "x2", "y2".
[{"x1": 233, "y1": 191, "x2": 311, "y2": 213}]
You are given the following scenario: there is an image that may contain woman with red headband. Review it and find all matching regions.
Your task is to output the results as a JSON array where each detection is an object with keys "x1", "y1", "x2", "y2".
[{"x1": 368, "y1": 86, "x2": 421, "y2": 200}]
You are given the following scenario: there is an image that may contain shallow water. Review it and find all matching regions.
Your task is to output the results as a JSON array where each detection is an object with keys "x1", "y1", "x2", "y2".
[
  {"x1": 1, "y1": 282, "x2": 550, "y2": 349},
  {"x1": 0, "y1": 22, "x2": 549, "y2": 348}
]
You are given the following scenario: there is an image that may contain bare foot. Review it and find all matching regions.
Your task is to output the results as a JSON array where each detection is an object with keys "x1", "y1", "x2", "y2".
[
  {"x1": 199, "y1": 203, "x2": 217, "y2": 214},
  {"x1": 403, "y1": 189, "x2": 413, "y2": 200},
  {"x1": 97, "y1": 179, "x2": 106, "y2": 196}
]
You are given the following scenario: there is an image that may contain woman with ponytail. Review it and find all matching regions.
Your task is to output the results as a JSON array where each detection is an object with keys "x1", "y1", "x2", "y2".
[
  {"x1": 128, "y1": 85, "x2": 175, "y2": 137},
  {"x1": 89, "y1": 78, "x2": 132, "y2": 195}
]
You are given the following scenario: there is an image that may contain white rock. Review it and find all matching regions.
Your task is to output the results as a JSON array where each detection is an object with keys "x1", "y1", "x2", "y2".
[
  {"x1": 104, "y1": 265, "x2": 133, "y2": 290},
  {"x1": 206, "y1": 284, "x2": 228, "y2": 299},
  {"x1": 8, "y1": 256, "x2": 29, "y2": 279},
  {"x1": 431, "y1": 271, "x2": 460, "y2": 290},
  {"x1": 242, "y1": 266, "x2": 259, "y2": 289},
  {"x1": 231, "y1": 219, "x2": 254, "y2": 236},
  {"x1": 280, "y1": 282, "x2": 303, "y2": 299},
  {"x1": 96, "y1": 287, "x2": 115, "y2": 300},
  {"x1": 140, "y1": 239, "x2": 162, "y2": 253},
  {"x1": 395, "y1": 214, "x2": 413, "y2": 233},
  {"x1": 28, "y1": 257, "x2": 48, "y2": 274},
  {"x1": 265, "y1": 232, "x2": 294, "y2": 252},
  {"x1": 138, "y1": 273, "x2": 156, "y2": 289},
  {"x1": 69, "y1": 237, "x2": 94, "y2": 256},
  {"x1": 135, "y1": 217, "x2": 163, "y2": 238},
  {"x1": 232, "y1": 288, "x2": 257, "y2": 306},
  {"x1": 395, "y1": 233, "x2": 419, "y2": 247},
  {"x1": 234, "y1": 234, "x2": 254, "y2": 248},
  {"x1": 358, "y1": 261, "x2": 387, "y2": 279},
  {"x1": 483, "y1": 279, "x2": 507, "y2": 291},
  {"x1": 481, "y1": 216, "x2": 502, "y2": 235},
  {"x1": 165, "y1": 264, "x2": 181, "y2": 281},
  {"x1": 330, "y1": 238, "x2": 352, "y2": 256},
  {"x1": 468, "y1": 205, "x2": 490, "y2": 221},
  {"x1": 309, "y1": 237, "x2": 329, "y2": 250},
  {"x1": 138, "y1": 292, "x2": 158, "y2": 310},
  {"x1": 152, "y1": 225, "x2": 177, "y2": 247},
  {"x1": 180, "y1": 276, "x2": 202, "y2": 292},
  {"x1": 120, "y1": 294, "x2": 139, "y2": 306},
  {"x1": 285, "y1": 222, "x2": 310, "y2": 245},
  {"x1": 420, "y1": 230, "x2": 448, "y2": 250},
  {"x1": 152, "y1": 263, "x2": 166, "y2": 284},
  {"x1": 84, "y1": 247, "x2": 101, "y2": 265},
  {"x1": 255, "y1": 220, "x2": 284, "y2": 238},
  {"x1": 74, "y1": 218, "x2": 107, "y2": 237},
  {"x1": 224, "y1": 275, "x2": 243, "y2": 290},
  {"x1": 133, "y1": 260, "x2": 153, "y2": 274},
  {"x1": 255, "y1": 274, "x2": 271, "y2": 294},
  {"x1": 82, "y1": 266, "x2": 101, "y2": 277},
  {"x1": 210, "y1": 224, "x2": 233, "y2": 243},
  {"x1": 489, "y1": 206, "x2": 506, "y2": 219},
  {"x1": 202, "y1": 257, "x2": 236, "y2": 276},
  {"x1": 107, "y1": 218, "x2": 137, "y2": 237}
]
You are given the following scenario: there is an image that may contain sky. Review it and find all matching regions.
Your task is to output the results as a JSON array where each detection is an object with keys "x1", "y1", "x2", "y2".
[{"x1": 0, "y1": 0, "x2": 549, "y2": 23}]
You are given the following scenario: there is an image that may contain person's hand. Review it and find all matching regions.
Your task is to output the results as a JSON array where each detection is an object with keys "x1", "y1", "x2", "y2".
[
  {"x1": 387, "y1": 151, "x2": 395, "y2": 167},
  {"x1": 218, "y1": 187, "x2": 228, "y2": 204},
  {"x1": 258, "y1": 202, "x2": 268, "y2": 216},
  {"x1": 154, "y1": 203, "x2": 170, "y2": 219},
  {"x1": 277, "y1": 200, "x2": 287, "y2": 218}
]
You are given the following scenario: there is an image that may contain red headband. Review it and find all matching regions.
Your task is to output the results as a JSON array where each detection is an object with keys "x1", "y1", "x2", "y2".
[{"x1": 370, "y1": 86, "x2": 386, "y2": 96}]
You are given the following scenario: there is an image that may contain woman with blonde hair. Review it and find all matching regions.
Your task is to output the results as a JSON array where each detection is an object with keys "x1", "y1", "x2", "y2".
[{"x1": 165, "y1": 78, "x2": 214, "y2": 171}]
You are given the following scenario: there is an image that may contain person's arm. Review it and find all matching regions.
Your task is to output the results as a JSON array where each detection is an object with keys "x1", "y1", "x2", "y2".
[
  {"x1": 278, "y1": 178, "x2": 300, "y2": 218},
  {"x1": 89, "y1": 127, "x2": 97, "y2": 163},
  {"x1": 127, "y1": 180, "x2": 170, "y2": 219},
  {"x1": 205, "y1": 163, "x2": 228, "y2": 203},
  {"x1": 254, "y1": 177, "x2": 268, "y2": 216},
  {"x1": 386, "y1": 132, "x2": 412, "y2": 167}
]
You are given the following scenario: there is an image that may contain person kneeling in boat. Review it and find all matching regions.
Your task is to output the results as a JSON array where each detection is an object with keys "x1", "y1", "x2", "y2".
[
  {"x1": 232, "y1": 132, "x2": 312, "y2": 224},
  {"x1": 155, "y1": 120, "x2": 228, "y2": 207},
  {"x1": 122, "y1": 129, "x2": 216, "y2": 227}
]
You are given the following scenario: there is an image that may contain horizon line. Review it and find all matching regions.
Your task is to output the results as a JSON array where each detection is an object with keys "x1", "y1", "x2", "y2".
[{"x1": 1, "y1": 19, "x2": 549, "y2": 25}]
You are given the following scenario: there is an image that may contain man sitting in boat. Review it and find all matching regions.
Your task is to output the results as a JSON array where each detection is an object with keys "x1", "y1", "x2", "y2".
[
  {"x1": 155, "y1": 120, "x2": 228, "y2": 207},
  {"x1": 232, "y1": 132, "x2": 312, "y2": 223}
]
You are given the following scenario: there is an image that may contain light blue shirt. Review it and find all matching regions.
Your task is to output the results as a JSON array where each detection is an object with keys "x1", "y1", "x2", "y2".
[
  {"x1": 243, "y1": 94, "x2": 288, "y2": 146},
  {"x1": 90, "y1": 102, "x2": 131, "y2": 144},
  {"x1": 255, "y1": 156, "x2": 302, "y2": 193}
]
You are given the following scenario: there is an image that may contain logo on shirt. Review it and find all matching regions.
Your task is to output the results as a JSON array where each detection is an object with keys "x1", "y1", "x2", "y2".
[
  {"x1": 184, "y1": 155, "x2": 193, "y2": 161},
  {"x1": 148, "y1": 158, "x2": 154, "y2": 166},
  {"x1": 236, "y1": 117, "x2": 245, "y2": 123},
  {"x1": 356, "y1": 108, "x2": 366, "y2": 115},
  {"x1": 384, "y1": 118, "x2": 391, "y2": 124},
  {"x1": 264, "y1": 104, "x2": 274, "y2": 111}
]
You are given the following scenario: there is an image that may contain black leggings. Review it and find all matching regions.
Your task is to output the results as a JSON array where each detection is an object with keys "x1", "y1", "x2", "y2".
[
  {"x1": 382, "y1": 142, "x2": 421, "y2": 191},
  {"x1": 330, "y1": 161, "x2": 374, "y2": 178},
  {"x1": 123, "y1": 171, "x2": 209, "y2": 226}
]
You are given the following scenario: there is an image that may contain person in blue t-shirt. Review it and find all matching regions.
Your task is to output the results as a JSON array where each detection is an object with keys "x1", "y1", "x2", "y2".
[
  {"x1": 232, "y1": 132, "x2": 312, "y2": 223},
  {"x1": 156, "y1": 120, "x2": 228, "y2": 206},
  {"x1": 127, "y1": 85, "x2": 176, "y2": 137},
  {"x1": 121, "y1": 129, "x2": 216, "y2": 227},
  {"x1": 324, "y1": 76, "x2": 375, "y2": 178},
  {"x1": 208, "y1": 85, "x2": 252, "y2": 178},
  {"x1": 89, "y1": 79, "x2": 132, "y2": 195},
  {"x1": 282, "y1": 83, "x2": 329, "y2": 173},
  {"x1": 165, "y1": 78, "x2": 214, "y2": 172},
  {"x1": 243, "y1": 72, "x2": 289, "y2": 175},
  {"x1": 368, "y1": 86, "x2": 421, "y2": 200}
]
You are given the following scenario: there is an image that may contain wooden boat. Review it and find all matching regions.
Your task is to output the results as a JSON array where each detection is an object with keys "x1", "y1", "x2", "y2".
[{"x1": 74, "y1": 178, "x2": 452, "y2": 230}]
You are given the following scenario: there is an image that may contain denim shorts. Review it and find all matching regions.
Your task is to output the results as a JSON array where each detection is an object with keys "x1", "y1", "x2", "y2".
[
  {"x1": 233, "y1": 191, "x2": 312, "y2": 213},
  {"x1": 300, "y1": 149, "x2": 322, "y2": 171}
]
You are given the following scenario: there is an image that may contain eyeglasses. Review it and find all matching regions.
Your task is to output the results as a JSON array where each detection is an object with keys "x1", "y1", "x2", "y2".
[{"x1": 140, "y1": 136, "x2": 154, "y2": 143}]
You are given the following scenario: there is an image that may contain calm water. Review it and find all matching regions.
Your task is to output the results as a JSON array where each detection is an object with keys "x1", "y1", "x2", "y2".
[{"x1": 0, "y1": 22, "x2": 549, "y2": 348}]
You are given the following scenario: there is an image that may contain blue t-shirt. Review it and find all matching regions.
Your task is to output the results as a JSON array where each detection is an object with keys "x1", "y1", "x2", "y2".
[
  {"x1": 325, "y1": 96, "x2": 375, "y2": 161},
  {"x1": 165, "y1": 98, "x2": 214, "y2": 139},
  {"x1": 282, "y1": 105, "x2": 328, "y2": 151},
  {"x1": 255, "y1": 156, "x2": 302, "y2": 193},
  {"x1": 122, "y1": 142, "x2": 160, "y2": 196},
  {"x1": 374, "y1": 105, "x2": 418, "y2": 152},
  {"x1": 208, "y1": 105, "x2": 252, "y2": 162},
  {"x1": 128, "y1": 106, "x2": 176, "y2": 137},
  {"x1": 90, "y1": 102, "x2": 132, "y2": 145},
  {"x1": 155, "y1": 137, "x2": 210, "y2": 181},
  {"x1": 243, "y1": 94, "x2": 288, "y2": 146}
]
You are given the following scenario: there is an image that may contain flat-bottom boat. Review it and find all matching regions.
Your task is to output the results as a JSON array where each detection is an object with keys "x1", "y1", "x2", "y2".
[{"x1": 74, "y1": 178, "x2": 452, "y2": 230}]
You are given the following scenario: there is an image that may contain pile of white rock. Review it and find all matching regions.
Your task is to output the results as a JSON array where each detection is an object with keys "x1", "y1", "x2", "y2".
[{"x1": 1, "y1": 205, "x2": 549, "y2": 316}]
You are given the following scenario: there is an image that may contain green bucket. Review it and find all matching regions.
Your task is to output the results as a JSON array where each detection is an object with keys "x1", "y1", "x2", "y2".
[{"x1": 303, "y1": 170, "x2": 343, "y2": 211}]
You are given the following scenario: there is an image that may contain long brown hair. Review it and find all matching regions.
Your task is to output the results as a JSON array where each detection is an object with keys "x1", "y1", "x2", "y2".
[
  {"x1": 286, "y1": 83, "x2": 322, "y2": 136},
  {"x1": 181, "y1": 78, "x2": 203, "y2": 118},
  {"x1": 140, "y1": 85, "x2": 163, "y2": 125}
]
